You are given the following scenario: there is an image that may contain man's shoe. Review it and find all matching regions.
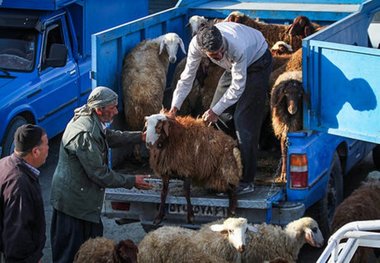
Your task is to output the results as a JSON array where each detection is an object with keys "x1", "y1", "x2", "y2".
[{"x1": 236, "y1": 183, "x2": 254, "y2": 195}]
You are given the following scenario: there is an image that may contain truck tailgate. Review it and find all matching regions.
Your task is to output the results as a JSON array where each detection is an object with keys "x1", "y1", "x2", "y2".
[{"x1": 303, "y1": 0, "x2": 380, "y2": 143}]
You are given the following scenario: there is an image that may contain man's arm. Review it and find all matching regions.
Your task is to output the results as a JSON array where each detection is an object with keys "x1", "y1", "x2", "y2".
[
  {"x1": 170, "y1": 37, "x2": 203, "y2": 113},
  {"x1": 105, "y1": 129, "x2": 142, "y2": 148}
]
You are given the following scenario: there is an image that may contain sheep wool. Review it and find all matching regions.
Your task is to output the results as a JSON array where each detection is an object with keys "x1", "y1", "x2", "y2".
[
  {"x1": 138, "y1": 217, "x2": 251, "y2": 263},
  {"x1": 122, "y1": 33, "x2": 185, "y2": 130},
  {"x1": 331, "y1": 180, "x2": 380, "y2": 263},
  {"x1": 73, "y1": 237, "x2": 138, "y2": 263},
  {"x1": 145, "y1": 113, "x2": 242, "y2": 224},
  {"x1": 241, "y1": 217, "x2": 324, "y2": 263}
]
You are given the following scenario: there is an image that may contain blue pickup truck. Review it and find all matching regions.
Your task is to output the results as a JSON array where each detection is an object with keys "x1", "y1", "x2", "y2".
[
  {"x1": 0, "y1": 0, "x2": 148, "y2": 157},
  {"x1": 93, "y1": 0, "x2": 379, "y2": 236}
]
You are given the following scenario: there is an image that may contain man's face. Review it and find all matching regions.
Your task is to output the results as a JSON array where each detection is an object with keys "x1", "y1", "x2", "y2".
[
  {"x1": 34, "y1": 134, "x2": 49, "y2": 168},
  {"x1": 96, "y1": 103, "x2": 118, "y2": 123},
  {"x1": 205, "y1": 44, "x2": 225, "y2": 61}
]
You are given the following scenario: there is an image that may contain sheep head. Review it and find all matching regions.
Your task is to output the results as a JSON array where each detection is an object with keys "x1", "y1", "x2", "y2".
[
  {"x1": 158, "y1": 32, "x2": 186, "y2": 63},
  {"x1": 285, "y1": 217, "x2": 324, "y2": 248},
  {"x1": 271, "y1": 41, "x2": 293, "y2": 55},
  {"x1": 114, "y1": 239, "x2": 138, "y2": 263},
  {"x1": 210, "y1": 217, "x2": 255, "y2": 253},
  {"x1": 287, "y1": 16, "x2": 314, "y2": 38},
  {"x1": 225, "y1": 11, "x2": 247, "y2": 23},
  {"x1": 145, "y1": 113, "x2": 169, "y2": 149},
  {"x1": 187, "y1": 15, "x2": 208, "y2": 36},
  {"x1": 271, "y1": 71, "x2": 303, "y2": 115}
]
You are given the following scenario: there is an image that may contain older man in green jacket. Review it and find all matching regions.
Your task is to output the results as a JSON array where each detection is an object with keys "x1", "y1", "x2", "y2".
[{"x1": 50, "y1": 86, "x2": 151, "y2": 263}]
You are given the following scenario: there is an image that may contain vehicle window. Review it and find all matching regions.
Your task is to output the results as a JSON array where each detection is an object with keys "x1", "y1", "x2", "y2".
[
  {"x1": 42, "y1": 22, "x2": 65, "y2": 69},
  {"x1": 368, "y1": 12, "x2": 380, "y2": 48},
  {"x1": 0, "y1": 28, "x2": 37, "y2": 71}
]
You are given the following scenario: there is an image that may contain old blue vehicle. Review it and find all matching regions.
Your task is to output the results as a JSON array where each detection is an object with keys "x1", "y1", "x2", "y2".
[
  {"x1": 0, "y1": 0, "x2": 148, "y2": 156},
  {"x1": 92, "y1": 0, "x2": 379, "y2": 236}
]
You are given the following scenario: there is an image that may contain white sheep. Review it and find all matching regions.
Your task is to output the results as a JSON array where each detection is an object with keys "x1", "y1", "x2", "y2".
[
  {"x1": 241, "y1": 217, "x2": 324, "y2": 263},
  {"x1": 187, "y1": 15, "x2": 208, "y2": 36},
  {"x1": 122, "y1": 33, "x2": 186, "y2": 130},
  {"x1": 138, "y1": 217, "x2": 255, "y2": 263},
  {"x1": 145, "y1": 113, "x2": 242, "y2": 225}
]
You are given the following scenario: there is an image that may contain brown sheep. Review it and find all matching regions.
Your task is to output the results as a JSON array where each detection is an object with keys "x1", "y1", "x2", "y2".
[
  {"x1": 270, "y1": 71, "x2": 303, "y2": 183},
  {"x1": 225, "y1": 11, "x2": 319, "y2": 52},
  {"x1": 269, "y1": 48, "x2": 302, "y2": 88},
  {"x1": 145, "y1": 113, "x2": 242, "y2": 225},
  {"x1": 73, "y1": 237, "x2": 138, "y2": 263},
  {"x1": 331, "y1": 180, "x2": 380, "y2": 263},
  {"x1": 122, "y1": 33, "x2": 186, "y2": 130}
]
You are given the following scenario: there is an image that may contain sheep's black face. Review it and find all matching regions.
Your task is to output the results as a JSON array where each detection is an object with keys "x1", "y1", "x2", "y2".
[{"x1": 284, "y1": 80, "x2": 304, "y2": 115}]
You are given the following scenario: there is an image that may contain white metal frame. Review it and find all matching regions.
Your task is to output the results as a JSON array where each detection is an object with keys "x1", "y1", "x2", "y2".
[{"x1": 317, "y1": 220, "x2": 380, "y2": 263}]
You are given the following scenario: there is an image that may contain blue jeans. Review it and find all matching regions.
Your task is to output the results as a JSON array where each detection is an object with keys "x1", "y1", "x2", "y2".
[{"x1": 211, "y1": 49, "x2": 273, "y2": 184}]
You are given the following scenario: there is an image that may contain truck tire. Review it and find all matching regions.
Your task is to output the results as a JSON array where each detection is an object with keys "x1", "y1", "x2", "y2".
[
  {"x1": 1, "y1": 116, "x2": 28, "y2": 157},
  {"x1": 373, "y1": 145, "x2": 380, "y2": 170},
  {"x1": 305, "y1": 152, "x2": 343, "y2": 238}
]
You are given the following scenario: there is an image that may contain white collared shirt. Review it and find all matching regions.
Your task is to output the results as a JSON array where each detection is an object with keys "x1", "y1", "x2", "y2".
[{"x1": 171, "y1": 22, "x2": 268, "y2": 115}]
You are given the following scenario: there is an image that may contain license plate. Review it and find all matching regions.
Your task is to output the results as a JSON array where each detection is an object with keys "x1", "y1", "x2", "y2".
[{"x1": 168, "y1": 203, "x2": 227, "y2": 217}]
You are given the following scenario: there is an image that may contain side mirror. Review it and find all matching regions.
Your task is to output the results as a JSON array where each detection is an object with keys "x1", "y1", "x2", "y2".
[{"x1": 45, "y1": 43, "x2": 67, "y2": 67}]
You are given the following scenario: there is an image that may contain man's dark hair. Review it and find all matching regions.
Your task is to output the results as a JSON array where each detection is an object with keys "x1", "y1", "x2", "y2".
[
  {"x1": 14, "y1": 124, "x2": 46, "y2": 155},
  {"x1": 196, "y1": 25, "x2": 223, "y2": 52}
]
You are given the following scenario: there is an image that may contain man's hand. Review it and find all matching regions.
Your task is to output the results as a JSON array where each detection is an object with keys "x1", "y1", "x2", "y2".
[
  {"x1": 202, "y1": 109, "x2": 218, "y2": 123},
  {"x1": 168, "y1": 107, "x2": 178, "y2": 119},
  {"x1": 134, "y1": 175, "x2": 153, "y2": 190}
]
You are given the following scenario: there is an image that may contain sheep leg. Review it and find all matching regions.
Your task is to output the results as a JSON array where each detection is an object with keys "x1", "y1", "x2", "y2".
[
  {"x1": 227, "y1": 186, "x2": 237, "y2": 216},
  {"x1": 153, "y1": 175, "x2": 169, "y2": 225},
  {"x1": 183, "y1": 178, "x2": 194, "y2": 224},
  {"x1": 276, "y1": 137, "x2": 287, "y2": 184}
]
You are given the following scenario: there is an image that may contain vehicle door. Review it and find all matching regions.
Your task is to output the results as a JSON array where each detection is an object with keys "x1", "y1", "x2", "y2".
[{"x1": 32, "y1": 13, "x2": 79, "y2": 135}]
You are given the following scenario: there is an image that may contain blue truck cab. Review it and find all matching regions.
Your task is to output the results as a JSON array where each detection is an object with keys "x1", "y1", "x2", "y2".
[
  {"x1": 0, "y1": 0, "x2": 148, "y2": 157},
  {"x1": 93, "y1": 0, "x2": 378, "y2": 236}
]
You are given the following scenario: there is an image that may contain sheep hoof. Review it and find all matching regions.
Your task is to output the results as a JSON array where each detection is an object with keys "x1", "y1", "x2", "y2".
[{"x1": 274, "y1": 174, "x2": 287, "y2": 185}]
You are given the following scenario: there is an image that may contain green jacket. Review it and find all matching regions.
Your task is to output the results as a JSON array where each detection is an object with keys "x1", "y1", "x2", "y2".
[{"x1": 50, "y1": 113, "x2": 142, "y2": 223}]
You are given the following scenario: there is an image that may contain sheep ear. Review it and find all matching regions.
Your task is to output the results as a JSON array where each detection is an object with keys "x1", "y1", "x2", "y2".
[
  {"x1": 179, "y1": 38, "x2": 187, "y2": 55},
  {"x1": 247, "y1": 225, "x2": 258, "y2": 233},
  {"x1": 159, "y1": 40, "x2": 165, "y2": 55},
  {"x1": 209, "y1": 224, "x2": 225, "y2": 232},
  {"x1": 162, "y1": 120, "x2": 170, "y2": 136}
]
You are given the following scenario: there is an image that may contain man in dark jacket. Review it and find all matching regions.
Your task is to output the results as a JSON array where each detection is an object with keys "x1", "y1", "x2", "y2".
[
  {"x1": 0, "y1": 124, "x2": 49, "y2": 263},
  {"x1": 50, "y1": 86, "x2": 152, "y2": 263}
]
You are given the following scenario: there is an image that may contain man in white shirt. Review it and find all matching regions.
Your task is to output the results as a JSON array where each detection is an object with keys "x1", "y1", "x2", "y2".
[{"x1": 169, "y1": 22, "x2": 273, "y2": 193}]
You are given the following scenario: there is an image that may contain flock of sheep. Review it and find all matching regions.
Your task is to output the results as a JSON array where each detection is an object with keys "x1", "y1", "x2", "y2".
[
  {"x1": 75, "y1": 11, "x2": 380, "y2": 263},
  {"x1": 74, "y1": 216, "x2": 324, "y2": 263}
]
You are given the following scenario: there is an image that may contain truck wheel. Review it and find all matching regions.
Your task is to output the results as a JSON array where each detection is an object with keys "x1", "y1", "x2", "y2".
[
  {"x1": 306, "y1": 152, "x2": 343, "y2": 238},
  {"x1": 1, "y1": 116, "x2": 28, "y2": 157},
  {"x1": 372, "y1": 145, "x2": 380, "y2": 170}
]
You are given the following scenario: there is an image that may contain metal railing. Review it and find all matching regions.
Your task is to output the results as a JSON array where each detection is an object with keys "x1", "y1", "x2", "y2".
[{"x1": 317, "y1": 220, "x2": 380, "y2": 263}]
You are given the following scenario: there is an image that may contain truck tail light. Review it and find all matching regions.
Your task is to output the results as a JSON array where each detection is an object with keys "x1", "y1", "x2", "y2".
[
  {"x1": 111, "y1": 202, "x2": 130, "y2": 211},
  {"x1": 290, "y1": 154, "x2": 308, "y2": 189}
]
